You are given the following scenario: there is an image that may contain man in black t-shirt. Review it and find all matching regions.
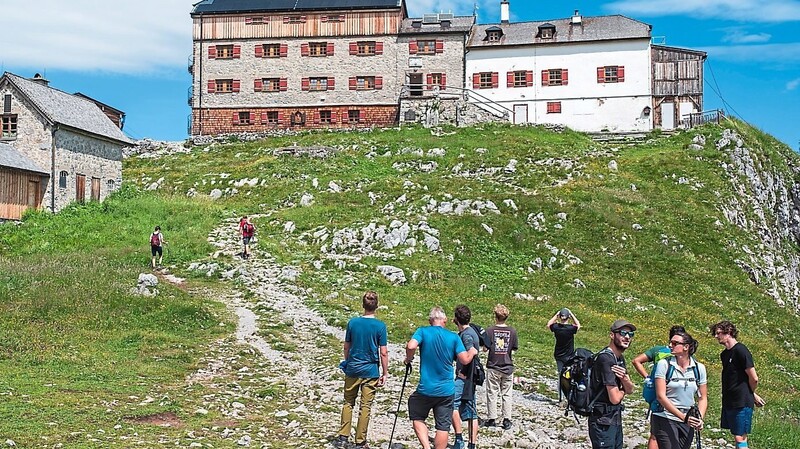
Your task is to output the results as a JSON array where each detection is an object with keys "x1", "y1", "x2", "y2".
[
  {"x1": 587, "y1": 319, "x2": 636, "y2": 449},
  {"x1": 710, "y1": 320, "x2": 766, "y2": 449},
  {"x1": 546, "y1": 308, "x2": 581, "y2": 376}
]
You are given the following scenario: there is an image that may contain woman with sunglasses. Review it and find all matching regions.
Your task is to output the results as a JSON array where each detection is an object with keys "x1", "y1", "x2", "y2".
[{"x1": 651, "y1": 330, "x2": 708, "y2": 449}]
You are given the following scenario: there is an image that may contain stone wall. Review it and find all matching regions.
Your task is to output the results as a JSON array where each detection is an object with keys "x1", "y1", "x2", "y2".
[
  {"x1": 51, "y1": 129, "x2": 122, "y2": 211},
  {"x1": 1, "y1": 84, "x2": 53, "y2": 173},
  {"x1": 399, "y1": 95, "x2": 508, "y2": 128}
]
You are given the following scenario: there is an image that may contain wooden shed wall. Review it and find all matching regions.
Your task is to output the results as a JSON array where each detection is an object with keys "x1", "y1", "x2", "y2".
[
  {"x1": 0, "y1": 167, "x2": 46, "y2": 220},
  {"x1": 193, "y1": 11, "x2": 403, "y2": 39}
]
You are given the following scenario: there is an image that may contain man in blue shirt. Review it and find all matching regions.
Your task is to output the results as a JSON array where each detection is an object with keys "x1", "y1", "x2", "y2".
[
  {"x1": 334, "y1": 291, "x2": 389, "y2": 449},
  {"x1": 405, "y1": 307, "x2": 477, "y2": 449}
]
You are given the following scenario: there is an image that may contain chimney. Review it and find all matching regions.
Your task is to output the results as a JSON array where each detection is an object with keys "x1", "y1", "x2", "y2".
[
  {"x1": 571, "y1": 10, "x2": 582, "y2": 25},
  {"x1": 500, "y1": 1, "x2": 510, "y2": 24},
  {"x1": 31, "y1": 73, "x2": 50, "y2": 86}
]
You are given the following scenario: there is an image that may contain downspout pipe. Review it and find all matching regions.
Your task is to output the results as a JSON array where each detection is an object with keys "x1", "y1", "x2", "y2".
[{"x1": 50, "y1": 125, "x2": 58, "y2": 212}]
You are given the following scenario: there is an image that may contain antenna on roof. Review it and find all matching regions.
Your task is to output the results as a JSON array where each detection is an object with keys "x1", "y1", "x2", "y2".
[{"x1": 473, "y1": 2, "x2": 479, "y2": 17}]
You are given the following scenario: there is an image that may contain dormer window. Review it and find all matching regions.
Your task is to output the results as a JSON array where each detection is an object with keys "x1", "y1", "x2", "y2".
[
  {"x1": 538, "y1": 23, "x2": 556, "y2": 39},
  {"x1": 486, "y1": 26, "x2": 503, "y2": 42}
]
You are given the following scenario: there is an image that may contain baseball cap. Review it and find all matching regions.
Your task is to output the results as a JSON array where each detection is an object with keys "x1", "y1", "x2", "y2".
[
  {"x1": 610, "y1": 319, "x2": 636, "y2": 332},
  {"x1": 559, "y1": 308, "x2": 571, "y2": 318}
]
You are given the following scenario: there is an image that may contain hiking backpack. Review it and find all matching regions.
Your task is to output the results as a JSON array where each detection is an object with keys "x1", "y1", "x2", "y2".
[
  {"x1": 150, "y1": 232, "x2": 161, "y2": 246},
  {"x1": 243, "y1": 222, "x2": 255, "y2": 236},
  {"x1": 642, "y1": 356, "x2": 700, "y2": 412},
  {"x1": 469, "y1": 322, "x2": 492, "y2": 350},
  {"x1": 561, "y1": 347, "x2": 612, "y2": 418}
]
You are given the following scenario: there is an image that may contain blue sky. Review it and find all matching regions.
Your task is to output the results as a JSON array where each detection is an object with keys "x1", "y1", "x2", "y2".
[{"x1": 1, "y1": 0, "x2": 798, "y2": 148}]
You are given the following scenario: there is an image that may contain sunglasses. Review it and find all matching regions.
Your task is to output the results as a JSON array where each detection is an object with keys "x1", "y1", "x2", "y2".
[
  {"x1": 668, "y1": 340, "x2": 688, "y2": 347},
  {"x1": 614, "y1": 330, "x2": 635, "y2": 338}
]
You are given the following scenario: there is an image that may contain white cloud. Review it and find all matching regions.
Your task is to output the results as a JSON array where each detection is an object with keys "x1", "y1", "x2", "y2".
[
  {"x1": 0, "y1": 1, "x2": 193, "y2": 74},
  {"x1": 605, "y1": 0, "x2": 800, "y2": 22},
  {"x1": 720, "y1": 28, "x2": 772, "y2": 44},
  {"x1": 701, "y1": 42, "x2": 800, "y2": 63},
  {"x1": 787, "y1": 78, "x2": 800, "y2": 90}
]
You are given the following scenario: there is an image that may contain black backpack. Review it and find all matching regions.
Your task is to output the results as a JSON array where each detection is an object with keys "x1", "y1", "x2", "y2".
[
  {"x1": 469, "y1": 322, "x2": 492, "y2": 350},
  {"x1": 562, "y1": 347, "x2": 611, "y2": 419}
]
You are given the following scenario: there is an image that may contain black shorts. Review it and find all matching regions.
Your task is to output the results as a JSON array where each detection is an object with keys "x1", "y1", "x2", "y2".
[
  {"x1": 408, "y1": 391, "x2": 453, "y2": 431},
  {"x1": 151, "y1": 245, "x2": 162, "y2": 257}
]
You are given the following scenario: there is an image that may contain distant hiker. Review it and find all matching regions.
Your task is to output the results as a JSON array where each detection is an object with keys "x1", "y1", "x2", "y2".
[
  {"x1": 404, "y1": 307, "x2": 477, "y2": 449},
  {"x1": 547, "y1": 307, "x2": 581, "y2": 377},
  {"x1": 483, "y1": 304, "x2": 518, "y2": 430},
  {"x1": 587, "y1": 319, "x2": 636, "y2": 449},
  {"x1": 239, "y1": 216, "x2": 255, "y2": 259},
  {"x1": 650, "y1": 329, "x2": 707, "y2": 449},
  {"x1": 334, "y1": 291, "x2": 388, "y2": 449},
  {"x1": 452, "y1": 305, "x2": 480, "y2": 449},
  {"x1": 710, "y1": 320, "x2": 766, "y2": 449},
  {"x1": 632, "y1": 325, "x2": 686, "y2": 449},
  {"x1": 149, "y1": 226, "x2": 166, "y2": 269}
]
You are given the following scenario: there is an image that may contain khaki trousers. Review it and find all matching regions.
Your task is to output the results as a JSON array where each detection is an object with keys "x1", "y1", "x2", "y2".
[
  {"x1": 486, "y1": 368, "x2": 513, "y2": 421},
  {"x1": 338, "y1": 376, "x2": 378, "y2": 444}
]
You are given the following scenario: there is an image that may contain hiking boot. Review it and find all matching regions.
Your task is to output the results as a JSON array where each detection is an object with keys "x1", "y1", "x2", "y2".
[
  {"x1": 452, "y1": 439, "x2": 465, "y2": 449},
  {"x1": 332, "y1": 435, "x2": 348, "y2": 448},
  {"x1": 480, "y1": 418, "x2": 496, "y2": 428},
  {"x1": 354, "y1": 442, "x2": 370, "y2": 449},
  {"x1": 502, "y1": 418, "x2": 512, "y2": 430}
]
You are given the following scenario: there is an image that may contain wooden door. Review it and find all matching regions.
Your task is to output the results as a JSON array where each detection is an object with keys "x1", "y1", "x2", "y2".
[
  {"x1": 408, "y1": 73, "x2": 423, "y2": 97},
  {"x1": 27, "y1": 180, "x2": 40, "y2": 208},
  {"x1": 76, "y1": 174, "x2": 86, "y2": 203},
  {"x1": 91, "y1": 177, "x2": 100, "y2": 201}
]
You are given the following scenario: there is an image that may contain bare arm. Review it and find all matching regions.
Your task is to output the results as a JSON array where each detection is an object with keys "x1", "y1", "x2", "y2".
[
  {"x1": 571, "y1": 313, "x2": 581, "y2": 330},
  {"x1": 456, "y1": 347, "x2": 478, "y2": 366},
  {"x1": 404, "y1": 338, "x2": 419, "y2": 365},
  {"x1": 343, "y1": 341, "x2": 351, "y2": 360},
  {"x1": 656, "y1": 377, "x2": 688, "y2": 421},
  {"x1": 631, "y1": 353, "x2": 651, "y2": 379},
  {"x1": 377, "y1": 345, "x2": 389, "y2": 387},
  {"x1": 745, "y1": 366, "x2": 759, "y2": 393},
  {"x1": 545, "y1": 313, "x2": 559, "y2": 331}
]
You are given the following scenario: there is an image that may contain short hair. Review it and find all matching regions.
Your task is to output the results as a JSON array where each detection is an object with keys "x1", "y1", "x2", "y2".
[
  {"x1": 362, "y1": 291, "x2": 378, "y2": 312},
  {"x1": 454, "y1": 305, "x2": 471, "y2": 325},
  {"x1": 669, "y1": 325, "x2": 686, "y2": 338},
  {"x1": 709, "y1": 320, "x2": 738, "y2": 339},
  {"x1": 673, "y1": 330, "x2": 698, "y2": 356},
  {"x1": 154, "y1": 226, "x2": 161, "y2": 231},
  {"x1": 494, "y1": 304, "x2": 509, "y2": 321},
  {"x1": 429, "y1": 306, "x2": 446, "y2": 322}
]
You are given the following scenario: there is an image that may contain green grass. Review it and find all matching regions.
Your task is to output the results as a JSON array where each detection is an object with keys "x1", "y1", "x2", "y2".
[{"x1": 2, "y1": 122, "x2": 800, "y2": 447}]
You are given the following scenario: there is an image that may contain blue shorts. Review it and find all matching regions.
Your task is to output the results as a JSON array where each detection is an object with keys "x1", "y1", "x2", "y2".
[
  {"x1": 453, "y1": 378, "x2": 477, "y2": 420},
  {"x1": 721, "y1": 407, "x2": 753, "y2": 436}
]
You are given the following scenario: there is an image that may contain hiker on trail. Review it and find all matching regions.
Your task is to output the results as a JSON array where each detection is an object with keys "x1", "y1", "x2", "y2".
[
  {"x1": 239, "y1": 216, "x2": 255, "y2": 259},
  {"x1": 451, "y1": 305, "x2": 480, "y2": 449},
  {"x1": 150, "y1": 226, "x2": 166, "y2": 269},
  {"x1": 651, "y1": 330, "x2": 708, "y2": 449},
  {"x1": 632, "y1": 324, "x2": 686, "y2": 449},
  {"x1": 710, "y1": 320, "x2": 766, "y2": 449},
  {"x1": 484, "y1": 304, "x2": 518, "y2": 430},
  {"x1": 547, "y1": 308, "x2": 581, "y2": 377},
  {"x1": 334, "y1": 291, "x2": 388, "y2": 449},
  {"x1": 404, "y1": 307, "x2": 477, "y2": 449},
  {"x1": 587, "y1": 319, "x2": 636, "y2": 449}
]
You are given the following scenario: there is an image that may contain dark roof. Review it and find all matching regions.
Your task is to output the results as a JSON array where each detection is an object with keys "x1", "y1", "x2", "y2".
[
  {"x1": 192, "y1": 0, "x2": 403, "y2": 14},
  {"x1": 1, "y1": 73, "x2": 132, "y2": 145},
  {"x1": 469, "y1": 15, "x2": 651, "y2": 48},
  {"x1": 74, "y1": 93, "x2": 125, "y2": 115},
  {"x1": 0, "y1": 142, "x2": 49, "y2": 175},
  {"x1": 652, "y1": 44, "x2": 707, "y2": 58},
  {"x1": 399, "y1": 16, "x2": 474, "y2": 34}
]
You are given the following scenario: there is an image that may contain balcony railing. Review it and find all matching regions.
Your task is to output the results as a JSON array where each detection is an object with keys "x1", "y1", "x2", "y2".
[
  {"x1": 187, "y1": 86, "x2": 193, "y2": 107},
  {"x1": 681, "y1": 109, "x2": 725, "y2": 128},
  {"x1": 187, "y1": 113, "x2": 193, "y2": 136},
  {"x1": 187, "y1": 55, "x2": 194, "y2": 74}
]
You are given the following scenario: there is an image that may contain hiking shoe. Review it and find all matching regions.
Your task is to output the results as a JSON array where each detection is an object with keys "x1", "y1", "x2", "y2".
[
  {"x1": 452, "y1": 439, "x2": 465, "y2": 449},
  {"x1": 354, "y1": 442, "x2": 370, "y2": 449},
  {"x1": 332, "y1": 435, "x2": 348, "y2": 448},
  {"x1": 481, "y1": 419, "x2": 496, "y2": 428},
  {"x1": 502, "y1": 418, "x2": 512, "y2": 430}
]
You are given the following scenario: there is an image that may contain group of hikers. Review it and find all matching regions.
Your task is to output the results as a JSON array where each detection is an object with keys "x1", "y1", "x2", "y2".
[{"x1": 335, "y1": 293, "x2": 765, "y2": 449}]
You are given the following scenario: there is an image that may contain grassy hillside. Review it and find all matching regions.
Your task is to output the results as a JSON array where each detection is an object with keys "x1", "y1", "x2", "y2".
[{"x1": 2, "y1": 121, "x2": 799, "y2": 448}]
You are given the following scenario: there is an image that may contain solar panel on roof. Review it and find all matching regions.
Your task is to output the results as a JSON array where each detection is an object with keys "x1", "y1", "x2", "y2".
[{"x1": 422, "y1": 14, "x2": 439, "y2": 24}]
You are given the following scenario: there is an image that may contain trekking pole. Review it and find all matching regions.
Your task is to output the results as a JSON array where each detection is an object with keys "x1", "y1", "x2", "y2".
[{"x1": 388, "y1": 363, "x2": 412, "y2": 449}]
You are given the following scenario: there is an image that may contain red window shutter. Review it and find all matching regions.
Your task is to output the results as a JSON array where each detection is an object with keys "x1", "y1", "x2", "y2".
[
  {"x1": 562, "y1": 69, "x2": 569, "y2": 85},
  {"x1": 232, "y1": 80, "x2": 241, "y2": 93},
  {"x1": 232, "y1": 112, "x2": 240, "y2": 124},
  {"x1": 255, "y1": 45, "x2": 264, "y2": 58},
  {"x1": 618, "y1": 66, "x2": 625, "y2": 82},
  {"x1": 491, "y1": 72, "x2": 498, "y2": 88},
  {"x1": 301, "y1": 78, "x2": 310, "y2": 91},
  {"x1": 207, "y1": 80, "x2": 216, "y2": 93},
  {"x1": 331, "y1": 110, "x2": 338, "y2": 122},
  {"x1": 441, "y1": 73, "x2": 446, "y2": 89},
  {"x1": 233, "y1": 45, "x2": 241, "y2": 58},
  {"x1": 375, "y1": 76, "x2": 383, "y2": 89},
  {"x1": 261, "y1": 112, "x2": 267, "y2": 123},
  {"x1": 279, "y1": 78, "x2": 288, "y2": 91},
  {"x1": 321, "y1": 15, "x2": 328, "y2": 23},
  {"x1": 526, "y1": 70, "x2": 534, "y2": 87},
  {"x1": 541, "y1": 70, "x2": 549, "y2": 86},
  {"x1": 435, "y1": 39, "x2": 444, "y2": 53},
  {"x1": 327, "y1": 43, "x2": 335, "y2": 55},
  {"x1": 254, "y1": 79, "x2": 263, "y2": 92},
  {"x1": 349, "y1": 42, "x2": 358, "y2": 55},
  {"x1": 301, "y1": 43, "x2": 310, "y2": 56},
  {"x1": 245, "y1": 17, "x2": 253, "y2": 24},
  {"x1": 280, "y1": 44, "x2": 288, "y2": 57},
  {"x1": 409, "y1": 41, "x2": 418, "y2": 54},
  {"x1": 277, "y1": 111, "x2": 284, "y2": 124},
  {"x1": 349, "y1": 77, "x2": 357, "y2": 90},
  {"x1": 313, "y1": 111, "x2": 320, "y2": 124},
  {"x1": 375, "y1": 42, "x2": 383, "y2": 55},
  {"x1": 472, "y1": 73, "x2": 480, "y2": 89},
  {"x1": 283, "y1": 16, "x2": 290, "y2": 23},
  {"x1": 597, "y1": 67, "x2": 605, "y2": 83},
  {"x1": 427, "y1": 74, "x2": 433, "y2": 89},
  {"x1": 208, "y1": 46, "x2": 217, "y2": 59},
  {"x1": 507, "y1": 72, "x2": 514, "y2": 88},
  {"x1": 328, "y1": 77, "x2": 335, "y2": 90}
]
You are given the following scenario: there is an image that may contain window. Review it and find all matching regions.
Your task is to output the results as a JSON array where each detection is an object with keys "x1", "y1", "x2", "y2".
[
  {"x1": 217, "y1": 45, "x2": 235, "y2": 59},
  {"x1": 235, "y1": 111, "x2": 252, "y2": 125},
  {"x1": 322, "y1": 15, "x2": 345, "y2": 23},
  {"x1": 309, "y1": 77, "x2": 328, "y2": 91},
  {"x1": 429, "y1": 73, "x2": 445, "y2": 90},
  {"x1": 215, "y1": 79, "x2": 234, "y2": 93},
  {"x1": 309, "y1": 42, "x2": 328, "y2": 56},
  {"x1": 513, "y1": 71, "x2": 528, "y2": 87},
  {"x1": 538, "y1": 24, "x2": 555, "y2": 39},
  {"x1": 245, "y1": 16, "x2": 265, "y2": 25},
  {"x1": 542, "y1": 69, "x2": 569, "y2": 86},
  {"x1": 257, "y1": 78, "x2": 282, "y2": 92},
  {"x1": 1, "y1": 114, "x2": 17, "y2": 139},
  {"x1": 265, "y1": 111, "x2": 279, "y2": 124},
  {"x1": 285, "y1": 16, "x2": 307, "y2": 24},
  {"x1": 319, "y1": 110, "x2": 332, "y2": 124},
  {"x1": 259, "y1": 44, "x2": 284, "y2": 58},
  {"x1": 598, "y1": 66, "x2": 625, "y2": 83},
  {"x1": 472, "y1": 72, "x2": 497, "y2": 89},
  {"x1": 417, "y1": 40, "x2": 438, "y2": 54},
  {"x1": 59, "y1": 171, "x2": 68, "y2": 189},
  {"x1": 348, "y1": 110, "x2": 361, "y2": 123},
  {"x1": 487, "y1": 30, "x2": 502, "y2": 42},
  {"x1": 357, "y1": 41, "x2": 375, "y2": 55},
  {"x1": 3, "y1": 94, "x2": 10, "y2": 113},
  {"x1": 107, "y1": 179, "x2": 116, "y2": 190},
  {"x1": 547, "y1": 102, "x2": 562, "y2": 114},
  {"x1": 357, "y1": 76, "x2": 375, "y2": 90}
]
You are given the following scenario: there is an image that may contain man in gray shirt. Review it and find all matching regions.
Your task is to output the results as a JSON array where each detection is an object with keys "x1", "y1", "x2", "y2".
[
  {"x1": 452, "y1": 305, "x2": 480, "y2": 449},
  {"x1": 484, "y1": 304, "x2": 518, "y2": 430}
]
